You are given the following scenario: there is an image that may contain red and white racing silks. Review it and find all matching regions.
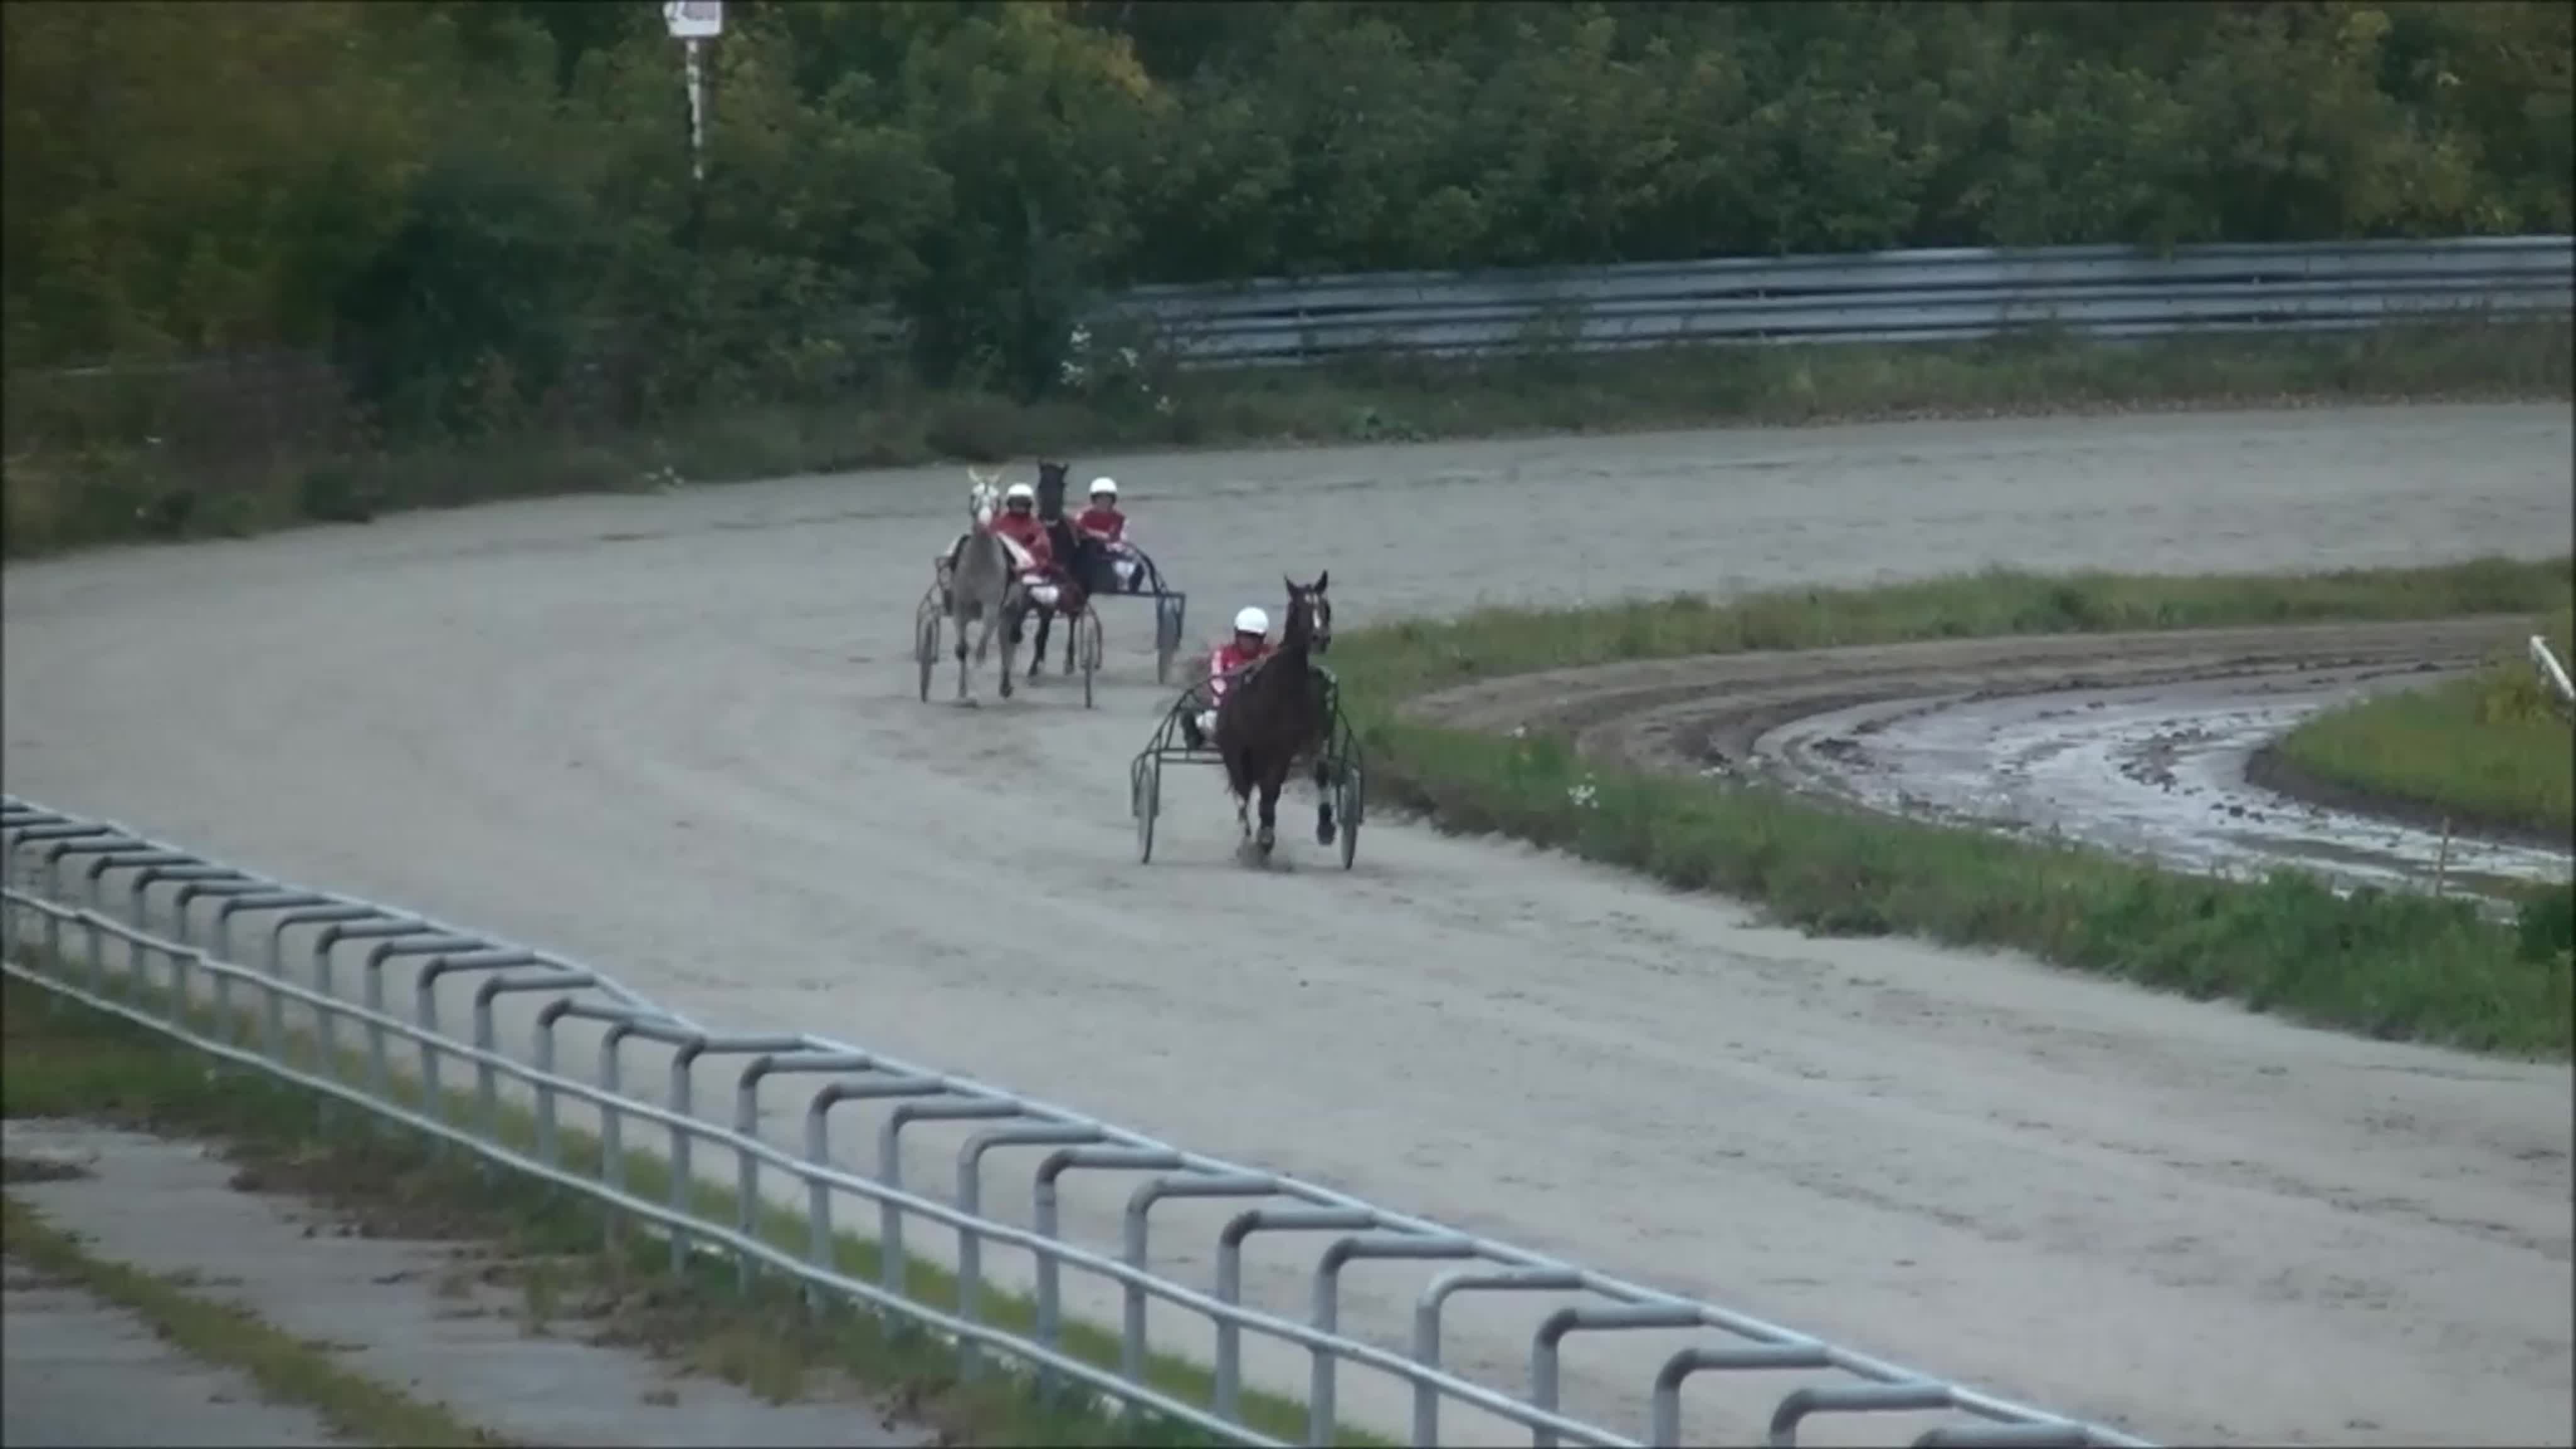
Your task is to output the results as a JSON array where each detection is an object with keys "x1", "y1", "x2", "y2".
[
  {"x1": 1205, "y1": 636, "x2": 1272, "y2": 705},
  {"x1": 1075, "y1": 504, "x2": 1126, "y2": 543},
  {"x1": 989, "y1": 509, "x2": 1053, "y2": 574}
]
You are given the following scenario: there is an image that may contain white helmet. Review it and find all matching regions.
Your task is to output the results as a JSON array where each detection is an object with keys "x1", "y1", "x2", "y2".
[
  {"x1": 1088, "y1": 476, "x2": 1118, "y2": 497},
  {"x1": 1233, "y1": 606, "x2": 1270, "y2": 635},
  {"x1": 1004, "y1": 481, "x2": 1035, "y2": 504}
]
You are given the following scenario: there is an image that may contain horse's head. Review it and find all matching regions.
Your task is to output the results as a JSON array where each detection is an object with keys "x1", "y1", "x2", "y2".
[
  {"x1": 1280, "y1": 570, "x2": 1332, "y2": 655},
  {"x1": 1035, "y1": 459, "x2": 1070, "y2": 522},
  {"x1": 965, "y1": 467, "x2": 1002, "y2": 530}
]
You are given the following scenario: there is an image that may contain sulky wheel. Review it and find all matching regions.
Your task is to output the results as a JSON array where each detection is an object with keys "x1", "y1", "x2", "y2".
[
  {"x1": 1155, "y1": 594, "x2": 1185, "y2": 685},
  {"x1": 915, "y1": 601, "x2": 942, "y2": 702},
  {"x1": 1132, "y1": 755, "x2": 1162, "y2": 863},
  {"x1": 1335, "y1": 762, "x2": 1363, "y2": 869},
  {"x1": 1080, "y1": 609, "x2": 1104, "y2": 710}
]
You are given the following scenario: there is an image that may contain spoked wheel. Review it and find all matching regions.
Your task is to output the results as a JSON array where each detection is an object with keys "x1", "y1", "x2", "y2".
[
  {"x1": 1335, "y1": 762, "x2": 1364, "y2": 870},
  {"x1": 1079, "y1": 609, "x2": 1104, "y2": 709},
  {"x1": 1154, "y1": 594, "x2": 1186, "y2": 685},
  {"x1": 1131, "y1": 755, "x2": 1162, "y2": 863},
  {"x1": 914, "y1": 601, "x2": 942, "y2": 702}
]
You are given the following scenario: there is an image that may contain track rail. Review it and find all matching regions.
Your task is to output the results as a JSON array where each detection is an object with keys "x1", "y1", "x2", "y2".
[{"x1": 1, "y1": 792, "x2": 2155, "y2": 1448}]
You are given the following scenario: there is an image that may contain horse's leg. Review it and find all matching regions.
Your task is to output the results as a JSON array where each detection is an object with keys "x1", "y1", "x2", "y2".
[
  {"x1": 1221, "y1": 743, "x2": 1252, "y2": 838},
  {"x1": 1255, "y1": 765, "x2": 1284, "y2": 855},
  {"x1": 1028, "y1": 606, "x2": 1050, "y2": 679},
  {"x1": 1313, "y1": 750, "x2": 1338, "y2": 847},
  {"x1": 998, "y1": 601, "x2": 1020, "y2": 699},
  {"x1": 953, "y1": 609, "x2": 975, "y2": 704}
]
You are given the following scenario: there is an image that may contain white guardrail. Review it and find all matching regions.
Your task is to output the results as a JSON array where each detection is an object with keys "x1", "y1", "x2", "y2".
[
  {"x1": 2532, "y1": 635, "x2": 2576, "y2": 710},
  {"x1": 1098, "y1": 235, "x2": 2576, "y2": 368},
  {"x1": 0, "y1": 794, "x2": 2157, "y2": 1449}
]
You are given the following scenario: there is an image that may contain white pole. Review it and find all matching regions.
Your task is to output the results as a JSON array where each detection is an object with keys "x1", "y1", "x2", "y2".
[
  {"x1": 663, "y1": 1, "x2": 721, "y2": 184},
  {"x1": 684, "y1": 35, "x2": 706, "y2": 184},
  {"x1": 2530, "y1": 633, "x2": 2575, "y2": 707}
]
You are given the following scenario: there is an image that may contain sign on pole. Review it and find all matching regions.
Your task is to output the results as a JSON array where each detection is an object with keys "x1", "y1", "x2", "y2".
[
  {"x1": 662, "y1": 2, "x2": 723, "y2": 182},
  {"x1": 663, "y1": 1, "x2": 723, "y2": 40}
]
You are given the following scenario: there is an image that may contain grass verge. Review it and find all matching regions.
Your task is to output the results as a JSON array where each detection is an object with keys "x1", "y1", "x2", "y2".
[
  {"x1": 1333, "y1": 557, "x2": 2576, "y2": 1057},
  {"x1": 0, "y1": 1192, "x2": 499, "y2": 1446},
  {"x1": 6, "y1": 315, "x2": 2569, "y2": 558},
  {"x1": 0, "y1": 968, "x2": 1377, "y2": 1447},
  {"x1": 2268, "y1": 607, "x2": 2575, "y2": 845}
]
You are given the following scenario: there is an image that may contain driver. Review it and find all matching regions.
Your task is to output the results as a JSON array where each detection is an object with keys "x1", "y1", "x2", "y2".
[
  {"x1": 1184, "y1": 606, "x2": 1273, "y2": 748},
  {"x1": 992, "y1": 480, "x2": 1054, "y2": 576},
  {"x1": 1075, "y1": 477, "x2": 1145, "y2": 592}
]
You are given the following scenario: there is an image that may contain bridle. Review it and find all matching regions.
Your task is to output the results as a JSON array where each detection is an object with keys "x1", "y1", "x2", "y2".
[{"x1": 1299, "y1": 588, "x2": 1334, "y2": 655}]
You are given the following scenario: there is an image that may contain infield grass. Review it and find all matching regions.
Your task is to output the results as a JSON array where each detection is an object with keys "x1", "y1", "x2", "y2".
[
  {"x1": 1333, "y1": 558, "x2": 2576, "y2": 1058},
  {"x1": 2273, "y1": 606, "x2": 2576, "y2": 844}
]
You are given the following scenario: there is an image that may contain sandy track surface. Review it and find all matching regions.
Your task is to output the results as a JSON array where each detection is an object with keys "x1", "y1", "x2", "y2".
[
  {"x1": 5, "y1": 404, "x2": 2572, "y2": 1446},
  {"x1": 1412, "y1": 617, "x2": 2576, "y2": 896}
]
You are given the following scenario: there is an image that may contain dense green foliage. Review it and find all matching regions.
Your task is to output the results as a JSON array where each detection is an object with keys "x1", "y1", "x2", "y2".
[
  {"x1": 1333, "y1": 560, "x2": 2576, "y2": 1057},
  {"x1": 6, "y1": 0, "x2": 2570, "y2": 421}
]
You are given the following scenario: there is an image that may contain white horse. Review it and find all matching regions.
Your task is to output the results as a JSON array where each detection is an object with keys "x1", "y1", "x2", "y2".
[{"x1": 946, "y1": 469, "x2": 1028, "y2": 706}]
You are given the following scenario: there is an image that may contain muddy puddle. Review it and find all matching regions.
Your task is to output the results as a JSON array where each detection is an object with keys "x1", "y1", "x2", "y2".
[{"x1": 1755, "y1": 661, "x2": 2573, "y2": 905}]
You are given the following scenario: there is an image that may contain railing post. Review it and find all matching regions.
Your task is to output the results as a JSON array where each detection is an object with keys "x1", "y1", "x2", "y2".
[
  {"x1": 1769, "y1": 1385, "x2": 1960, "y2": 1448},
  {"x1": 732, "y1": 1052, "x2": 871, "y2": 1293},
  {"x1": 598, "y1": 1016, "x2": 709, "y2": 1254},
  {"x1": 1123, "y1": 1172, "x2": 1281, "y2": 1423},
  {"x1": 1531, "y1": 1305, "x2": 1704, "y2": 1448},
  {"x1": 1414, "y1": 1269, "x2": 1585, "y2": 1447},
  {"x1": 1031, "y1": 1146, "x2": 1184, "y2": 1395},
  {"x1": 663, "y1": 1035, "x2": 808, "y2": 1275},
  {"x1": 1310, "y1": 1233, "x2": 1478, "y2": 1445},
  {"x1": 470, "y1": 969, "x2": 593, "y2": 1145},
  {"x1": 1649, "y1": 1345, "x2": 1829, "y2": 1447},
  {"x1": 879, "y1": 1097, "x2": 1021, "y2": 1375},
  {"x1": 802, "y1": 1075, "x2": 944, "y2": 1300},
  {"x1": 1214, "y1": 1207, "x2": 1373, "y2": 1427},
  {"x1": 958, "y1": 1124, "x2": 1101, "y2": 1396}
]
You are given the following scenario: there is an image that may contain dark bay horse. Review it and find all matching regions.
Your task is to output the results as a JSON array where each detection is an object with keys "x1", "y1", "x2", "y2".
[
  {"x1": 1214, "y1": 572, "x2": 1336, "y2": 858},
  {"x1": 1023, "y1": 460, "x2": 1110, "y2": 680}
]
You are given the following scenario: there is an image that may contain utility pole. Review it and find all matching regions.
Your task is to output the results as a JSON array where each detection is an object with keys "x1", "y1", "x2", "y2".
[{"x1": 663, "y1": 1, "x2": 722, "y2": 247}]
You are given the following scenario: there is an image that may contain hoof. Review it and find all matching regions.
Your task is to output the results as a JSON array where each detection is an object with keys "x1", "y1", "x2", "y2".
[{"x1": 1316, "y1": 819, "x2": 1336, "y2": 847}]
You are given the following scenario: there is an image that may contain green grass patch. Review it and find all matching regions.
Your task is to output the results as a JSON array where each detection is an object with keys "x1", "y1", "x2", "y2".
[
  {"x1": 0, "y1": 967, "x2": 1377, "y2": 1447},
  {"x1": 1331, "y1": 558, "x2": 2576, "y2": 1058},
  {"x1": 1, "y1": 1192, "x2": 501, "y2": 1447},
  {"x1": 6, "y1": 315, "x2": 2568, "y2": 558},
  {"x1": 2274, "y1": 607, "x2": 2576, "y2": 842}
]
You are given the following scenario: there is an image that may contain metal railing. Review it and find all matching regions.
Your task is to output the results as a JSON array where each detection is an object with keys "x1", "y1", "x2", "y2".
[
  {"x1": 0, "y1": 793, "x2": 2155, "y2": 1449},
  {"x1": 1099, "y1": 235, "x2": 2576, "y2": 367}
]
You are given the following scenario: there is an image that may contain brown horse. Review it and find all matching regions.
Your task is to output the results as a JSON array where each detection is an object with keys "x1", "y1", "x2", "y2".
[
  {"x1": 1021, "y1": 459, "x2": 1102, "y2": 680},
  {"x1": 1214, "y1": 572, "x2": 1334, "y2": 858}
]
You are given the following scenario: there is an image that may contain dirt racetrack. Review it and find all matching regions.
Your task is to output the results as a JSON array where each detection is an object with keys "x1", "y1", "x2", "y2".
[{"x1": 4, "y1": 403, "x2": 2572, "y2": 1446}]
